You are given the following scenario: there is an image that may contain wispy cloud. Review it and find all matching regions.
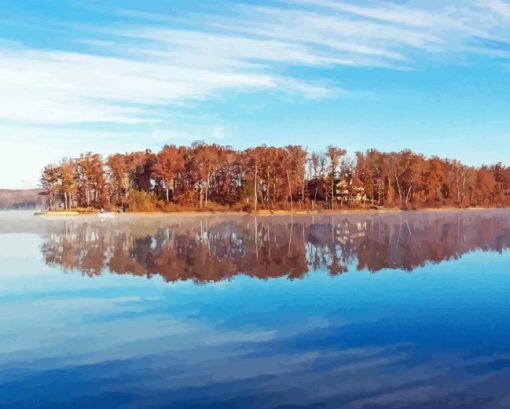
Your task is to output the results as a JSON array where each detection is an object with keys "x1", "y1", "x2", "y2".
[
  {"x1": 485, "y1": 0, "x2": 510, "y2": 20},
  {"x1": 1, "y1": 1, "x2": 510, "y2": 128}
]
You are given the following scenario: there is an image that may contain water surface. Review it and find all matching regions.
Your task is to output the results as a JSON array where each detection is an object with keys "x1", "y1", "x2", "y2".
[{"x1": 1, "y1": 210, "x2": 510, "y2": 408}]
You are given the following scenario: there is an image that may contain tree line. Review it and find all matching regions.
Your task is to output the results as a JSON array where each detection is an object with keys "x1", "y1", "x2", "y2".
[
  {"x1": 40, "y1": 142, "x2": 510, "y2": 211},
  {"x1": 0, "y1": 189, "x2": 42, "y2": 209}
]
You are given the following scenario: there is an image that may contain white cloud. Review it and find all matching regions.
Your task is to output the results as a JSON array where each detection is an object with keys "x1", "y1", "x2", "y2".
[
  {"x1": 0, "y1": 46, "x2": 276, "y2": 125},
  {"x1": 1, "y1": 1, "x2": 509, "y2": 129},
  {"x1": 485, "y1": 0, "x2": 510, "y2": 19}
]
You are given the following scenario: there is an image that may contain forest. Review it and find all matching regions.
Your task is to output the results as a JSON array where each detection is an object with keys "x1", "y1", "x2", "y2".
[
  {"x1": 0, "y1": 189, "x2": 42, "y2": 209},
  {"x1": 40, "y1": 142, "x2": 510, "y2": 212}
]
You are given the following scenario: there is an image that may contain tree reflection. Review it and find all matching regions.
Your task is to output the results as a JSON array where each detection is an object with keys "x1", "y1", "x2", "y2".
[{"x1": 40, "y1": 213, "x2": 510, "y2": 282}]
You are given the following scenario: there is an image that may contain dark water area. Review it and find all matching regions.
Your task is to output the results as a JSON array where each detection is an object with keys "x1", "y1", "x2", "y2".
[{"x1": 1, "y1": 210, "x2": 510, "y2": 408}]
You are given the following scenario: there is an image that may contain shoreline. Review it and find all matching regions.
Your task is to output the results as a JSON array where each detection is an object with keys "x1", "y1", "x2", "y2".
[{"x1": 35, "y1": 206, "x2": 503, "y2": 218}]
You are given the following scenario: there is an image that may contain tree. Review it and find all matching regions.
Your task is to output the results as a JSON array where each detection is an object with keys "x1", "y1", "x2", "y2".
[
  {"x1": 59, "y1": 158, "x2": 77, "y2": 210},
  {"x1": 284, "y1": 145, "x2": 307, "y2": 209},
  {"x1": 190, "y1": 142, "x2": 222, "y2": 208},
  {"x1": 243, "y1": 146, "x2": 264, "y2": 210},
  {"x1": 107, "y1": 153, "x2": 130, "y2": 207},
  {"x1": 40, "y1": 164, "x2": 61, "y2": 210},
  {"x1": 106, "y1": 151, "x2": 152, "y2": 208},
  {"x1": 326, "y1": 146, "x2": 346, "y2": 209},
  {"x1": 76, "y1": 152, "x2": 106, "y2": 208},
  {"x1": 152, "y1": 145, "x2": 185, "y2": 202}
]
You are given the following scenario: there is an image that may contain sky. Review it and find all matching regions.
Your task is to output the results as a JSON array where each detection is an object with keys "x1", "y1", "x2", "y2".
[{"x1": 1, "y1": 0, "x2": 510, "y2": 189}]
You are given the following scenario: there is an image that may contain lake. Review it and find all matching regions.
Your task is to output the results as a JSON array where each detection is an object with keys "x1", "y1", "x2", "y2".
[{"x1": 1, "y1": 210, "x2": 510, "y2": 408}]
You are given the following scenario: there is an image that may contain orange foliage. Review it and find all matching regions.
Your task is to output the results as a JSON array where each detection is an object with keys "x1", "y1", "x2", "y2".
[{"x1": 40, "y1": 144, "x2": 510, "y2": 211}]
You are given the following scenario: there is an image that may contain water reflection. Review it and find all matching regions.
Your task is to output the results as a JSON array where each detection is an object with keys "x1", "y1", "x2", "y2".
[
  {"x1": 39, "y1": 211, "x2": 510, "y2": 281},
  {"x1": 2, "y1": 211, "x2": 510, "y2": 408}
]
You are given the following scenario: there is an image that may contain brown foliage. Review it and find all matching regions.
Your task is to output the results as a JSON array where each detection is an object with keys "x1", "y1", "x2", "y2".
[{"x1": 40, "y1": 143, "x2": 510, "y2": 211}]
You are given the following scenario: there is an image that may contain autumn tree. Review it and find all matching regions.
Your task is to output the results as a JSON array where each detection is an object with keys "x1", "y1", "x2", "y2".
[
  {"x1": 40, "y1": 164, "x2": 61, "y2": 210},
  {"x1": 59, "y1": 158, "x2": 78, "y2": 210},
  {"x1": 326, "y1": 146, "x2": 346, "y2": 209},
  {"x1": 76, "y1": 152, "x2": 107, "y2": 208},
  {"x1": 284, "y1": 145, "x2": 307, "y2": 209},
  {"x1": 189, "y1": 142, "x2": 223, "y2": 208},
  {"x1": 152, "y1": 145, "x2": 185, "y2": 202},
  {"x1": 243, "y1": 146, "x2": 264, "y2": 210}
]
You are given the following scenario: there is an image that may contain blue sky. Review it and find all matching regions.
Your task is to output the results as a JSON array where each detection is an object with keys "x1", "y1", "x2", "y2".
[{"x1": 1, "y1": 0, "x2": 510, "y2": 188}]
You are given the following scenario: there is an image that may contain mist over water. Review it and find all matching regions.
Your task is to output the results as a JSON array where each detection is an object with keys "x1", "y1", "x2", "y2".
[{"x1": 1, "y1": 210, "x2": 510, "y2": 408}]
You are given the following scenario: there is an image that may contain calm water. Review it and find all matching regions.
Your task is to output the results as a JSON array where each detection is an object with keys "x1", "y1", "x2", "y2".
[{"x1": 1, "y1": 210, "x2": 510, "y2": 408}]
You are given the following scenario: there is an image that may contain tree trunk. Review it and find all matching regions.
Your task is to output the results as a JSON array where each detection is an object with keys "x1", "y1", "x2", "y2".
[
  {"x1": 405, "y1": 185, "x2": 413, "y2": 204},
  {"x1": 331, "y1": 172, "x2": 335, "y2": 209},
  {"x1": 267, "y1": 166, "x2": 270, "y2": 204},
  {"x1": 287, "y1": 170, "x2": 293, "y2": 209},
  {"x1": 205, "y1": 174, "x2": 210, "y2": 208},
  {"x1": 379, "y1": 178, "x2": 383, "y2": 206},
  {"x1": 395, "y1": 175, "x2": 403, "y2": 206},
  {"x1": 273, "y1": 167, "x2": 277, "y2": 206},
  {"x1": 302, "y1": 180, "x2": 305, "y2": 209},
  {"x1": 166, "y1": 186, "x2": 170, "y2": 203}
]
